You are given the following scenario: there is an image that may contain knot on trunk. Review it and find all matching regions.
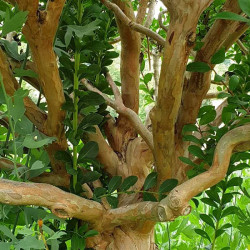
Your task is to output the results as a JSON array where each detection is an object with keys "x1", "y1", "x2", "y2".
[
  {"x1": 51, "y1": 205, "x2": 70, "y2": 218},
  {"x1": 157, "y1": 189, "x2": 192, "y2": 221}
]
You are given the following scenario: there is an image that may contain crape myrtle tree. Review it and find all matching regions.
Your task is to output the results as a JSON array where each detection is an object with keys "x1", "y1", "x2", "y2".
[{"x1": 0, "y1": 0, "x2": 249, "y2": 249}]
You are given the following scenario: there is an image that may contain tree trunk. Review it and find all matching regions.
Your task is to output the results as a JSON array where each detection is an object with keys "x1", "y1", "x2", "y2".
[{"x1": 86, "y1": 226, "x2": 156, "y2": 250}]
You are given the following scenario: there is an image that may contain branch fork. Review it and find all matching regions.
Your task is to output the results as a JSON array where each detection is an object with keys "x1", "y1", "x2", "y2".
[{"x1": 81, "y1": 75, "x2": 154, "y2": 152}]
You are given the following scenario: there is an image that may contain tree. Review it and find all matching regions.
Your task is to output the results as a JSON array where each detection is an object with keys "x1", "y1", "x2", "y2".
[{"x1": 0, "y1": 0, "x2": 249, "y2": 249}]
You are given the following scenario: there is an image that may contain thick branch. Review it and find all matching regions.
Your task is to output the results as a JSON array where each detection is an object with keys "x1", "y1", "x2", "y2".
[
  {"x1": 0, "y1": 157, "x2": 70, "y2": 187},
  {"x1": 158, "y1": 124, "x2": 250, "y2": 220},
  {"x1": 136, "y1": 0, "x2": 149, "y2": 25},
  {"x1": 17, "y1": 0, "x2": 66, "y2": 144},
  {"x1": 151, "y1": 0, "x2": 213, "y2": 183},
  {"x1": 82, "y1": 79, "x2": 154, "y2": 152},
  {"x1": 0, "y1": 48, "x2": 47, "y2": 132},
  {"x1": 84, "y1": 126, "x2": 121, "y2": 176},
  {"x1": 0, "y1": 179, "x2": 103, "y2": 224},
  {"x1": 101, "y1": 124, "x2": 250, "y2": 228},
  {"x1": 176, "y1": 0, "x2": 246, "y2": 142}
]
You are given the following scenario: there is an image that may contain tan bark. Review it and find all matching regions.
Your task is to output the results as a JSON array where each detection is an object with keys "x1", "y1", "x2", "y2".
[
  {"x1": 176, "y1": 0, "x2": 245, "y2": 143},
  {"x1": 0, "y1": 48, "x2": 47, "y2": 132},
  {"x1": 136, "y1": 0, "x2": 149, "y2": 25},
  {"x1": 151, "y1": 0, "x2": 213, "y2": 184},
  {"x1": 0, "y1": 179, "x2": 103, "y2": 224}
]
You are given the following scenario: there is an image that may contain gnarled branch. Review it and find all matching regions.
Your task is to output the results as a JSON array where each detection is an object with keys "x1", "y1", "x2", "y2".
[
  {"x1": 0, "y1": 178, "x2": 104, "y2": 224},
  {"x1": 101, "y1": 124, "x2": 250, "y2": 229}
]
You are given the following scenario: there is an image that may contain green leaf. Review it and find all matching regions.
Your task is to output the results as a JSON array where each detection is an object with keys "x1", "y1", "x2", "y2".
[
  {"x1": 78, "y1": 113, "x2": 103, "y2": 129},
  {"x1": 120, "y1": 176, "x2": 138, "y2": 191},
  {"x1": 9, "y1": 88, "x2": 29, "y2": 124},
  {"x1": 0, "y1": 40, "x2": 25, "y2": 61},
  {"x1": 217, "y1": 92, "x2": 231, "y2": 98},
  {"x1": 220, "y1": 223, "x2": 232, "y2": 230},
  {"x1": 222, "y1": 206, "x2": 239, "y2": 218},
  {"x1": 65, "y1": 20, "x2": 101, "y2": 47},
  {"x1": 200, "y1": 214, "x2": 215, "y2": 228},
  {"x1": 178, "y1": 156, "x2": 197, "y2": 168},
  {"x1": 78, "y1": 224, "x2": 88, "y2": 235},
  {"x1": 222, "y1": 107, "x2": 233, "y2": 124},
  {"x1": 214, "y1": 74, "x2": 224, "y2": 82},
  {"x1": 81, "y1": 171, "x2": 102, "y2": 184},
  {"x1": 13, "y1": 69, "x2": 38, "y2": 78},
  {"x1": 201, "y1": 198, "x2": 218, "y2": 208},
  {"x1": 30, "y1": 161, "x2": 44, "y2": 170},
  {"x1": 143, "y1": 192, "x2": 157, "y2": 202},
  {"x1": 0, "y1": 225, "x2": 17, "y2": 241},
  {"x1": 182, "y1": 124, "x2": 198, "y2": 133},
  {"x1": 198, "y1": 105, "x2": 216, "y2": 125},
  {"x1": 183, "y1": 135, "x2": 201, "y2": 145},
  {"x1": 23, "y1": 134, "x2": 56, "y2": 149},
  {"x1": 213, "y1": 11, "x2": 250, "y2": 23},
  {"x1": 211, "y1": 48, "x2": 225, "y2": 64},
  {"x1": 194, "y1": 229, "x2": 211, "y2": 242},
  {"x1": 229, "y1": 75, "x2": 239, "y2": 91},
  {"x1": 71, "y1": 233, "x2": 85, "y2": 250},
  {"x1": 205, "y1": 189, "x2": 220, "y2": 203},
  {"x1": 78, "y1": 91, "x2": 105, "y2": 106},
  {"x1": 159, "y1": 179, "x2": 178, "y2": 194},
  {"x1": 144, "y1": 73, "x2": 153, "y2": 84},
  {"x1": 213, "y1": 208, "x2": 222, "y2": 221},
  {"x1": 143, "y1": 172, "x2": 157, "y2": 190},
  {"x1": 188, "y1": 145, "x2": 205, "y2": 160},
  {"x1": 191, "y1": 198, "x2": 199, "y2": 208},
  {"x1": 186, "y1": 62, "x2": 211, "y2": 73},
  {"x1": 2, "y1": 9, "x2": 28, "y2": 36},
  {"x1": 108, "y1": 176, "x2": 122, "y2": 193},
  {"x1": 55, "y1": 151, "x2": 72, "y2": 163},
  {"x1": 66, "y1": 164, "x2": 77, "y2": 176},
  {"x1": 106, "y1": 196, "x2": 118, "y2": 208},
  {"x1": 238, "y1": 0, "x2": 250, "y2": 16},
  {"x1": 78, "y1": 141, "x2": 99, "y2": 162},
  {"x1": 226, "y1": 177, "x2": 243, "y2": 188},
  {"x1": 47, "y1": 231, "x2": 66, "y2": 240},
  {"x1": 215, "y1": 229, "x2": 225, "y2": 239},
  {"x1": 228, "y1": 163, "x2": 249, "y2": 175},
  {"x1": 221, "y1": 193, "x2": 233, "y2": 205},
  {"x1": 84, "y1": 230, "x2": 99, "y2": 238},
  {"x1": 93, "y1": 187, "x2": 107, "y2": 198}
]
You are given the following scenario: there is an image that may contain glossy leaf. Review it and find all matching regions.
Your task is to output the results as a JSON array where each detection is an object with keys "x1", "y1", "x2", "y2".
[
  {"x1": 194, "y1": 229, "x2": 211, "y2": 242},
  {"x1": 200, "y1": 214, "x2": 215, "y2": 228},
  {"x1": 120, "y1": 176, "x2": 138, "y2": 191},
  {"x1": 238, "y1": 0, "x2": 250, "y2": 16},
  {"x1": 81, "y1": 171, "x2": 102, "y2": 184},
  {"x1": 186, "y1": 62, "x2": 211, "y2": 72},
  {"x1": 78, "y1": 141, "x2": 99, "y2": 162},
  {"x1": 2, "y1": 9, "x2": 28, "y2": 36},
  {"x1": 211, "y1": 48, "x2": 225, "y2": 64},
  {"x1": 159, "y1": 179, "x2": 178, "y2": 194},
  {"x1": 143, "y1": 172, "x2": 158, "y2": 190},
  {"x1": 108, "y1": 176, "x2": 122, "y2": 193}
]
